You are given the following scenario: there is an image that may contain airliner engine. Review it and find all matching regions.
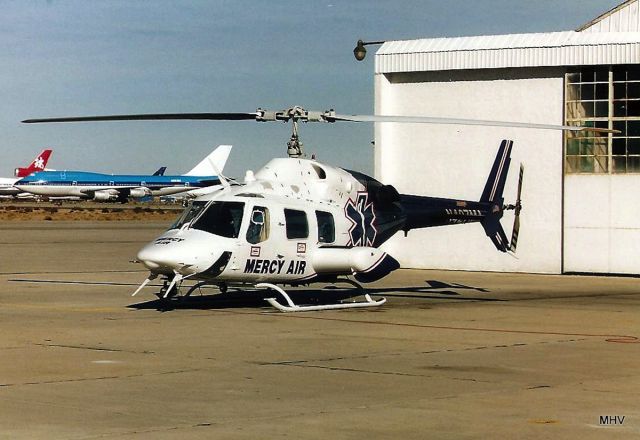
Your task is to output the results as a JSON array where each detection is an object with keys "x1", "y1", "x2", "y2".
[
  {"x1": 92, "y1": 191, "x2": 118, "y2": 202},
  {"x1": 129, "y1": 187, "x2": 152, "y2": 198}
]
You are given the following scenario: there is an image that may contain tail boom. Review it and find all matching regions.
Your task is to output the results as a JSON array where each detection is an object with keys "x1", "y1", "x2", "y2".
[{"x1": 397, "y1": 139, "x2": 517, "y2": 253}]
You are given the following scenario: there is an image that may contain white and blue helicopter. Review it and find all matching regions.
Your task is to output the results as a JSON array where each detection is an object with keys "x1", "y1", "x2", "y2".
[{"x1": 23, "y1": 107, "x2": 611, "y2": 311}]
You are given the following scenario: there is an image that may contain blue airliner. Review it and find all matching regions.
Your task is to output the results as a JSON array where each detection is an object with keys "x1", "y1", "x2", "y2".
[{"x1": 16, "y1": 145, "x2": 231, "y2": 202}]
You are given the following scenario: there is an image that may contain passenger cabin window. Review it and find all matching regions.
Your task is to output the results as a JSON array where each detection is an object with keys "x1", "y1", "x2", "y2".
[
  {"x1": 316, "y1": 210, "x2": 335, "y2": 243},
  {"x1": 284, "y1": 209, "x2": 308, "y2": 239},
  {"x1": 192, "y1": 201, "x2": 244, "y2": 238},
  {"x1": 246, "y1": 206, "x2": 270, "y2": 244}
]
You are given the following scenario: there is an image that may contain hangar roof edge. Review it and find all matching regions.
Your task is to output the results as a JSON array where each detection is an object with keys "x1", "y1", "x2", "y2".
[{"x1": 375, "y1": 31, "x2": 640, "y2": 73}]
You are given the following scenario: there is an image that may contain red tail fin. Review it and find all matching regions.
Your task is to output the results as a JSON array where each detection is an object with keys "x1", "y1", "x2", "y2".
[{"x1": 15, "y1": 149, "x2": 53, "y2": 177}]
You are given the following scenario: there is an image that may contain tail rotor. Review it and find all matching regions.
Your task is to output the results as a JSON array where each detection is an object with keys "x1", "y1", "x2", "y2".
[{"x1": 504, "y1": 164, "x2": 524, "y2": 253}]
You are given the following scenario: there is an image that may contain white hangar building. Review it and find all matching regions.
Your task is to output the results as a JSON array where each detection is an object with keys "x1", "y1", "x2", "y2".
[{"x1": 374, "y1": 0, "x2": 640, "y2": 274}]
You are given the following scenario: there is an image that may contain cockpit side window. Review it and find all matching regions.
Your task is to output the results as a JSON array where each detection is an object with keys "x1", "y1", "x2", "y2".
[
  {"x1": 169, "y1": 201, "x2": 207, "y2": 230},
  {"x1": 284, "y1": 209, "x2": 308, "y2": 239},
  {"x1": 192, "y1": 201, "x2": 245, "y2": 238},
  {"x1": 246, "y1": 206, "x2": 270, "y2": 244}
]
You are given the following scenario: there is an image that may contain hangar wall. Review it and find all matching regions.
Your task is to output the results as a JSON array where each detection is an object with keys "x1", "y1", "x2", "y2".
[
  {"x1": 564, "y1": 174, "x2": 640, "y2": 274},
  {"x1": 375, "y1": 68, "x2": 565, "y2": 273},
  {"x1": 372, "y1": 1, "x2": 640, "y2": 275}
]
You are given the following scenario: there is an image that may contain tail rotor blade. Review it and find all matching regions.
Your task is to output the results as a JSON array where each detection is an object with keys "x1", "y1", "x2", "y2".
[
  {"x1": 509, "y1": 164, "x2": 524, "y2": 253},
  {"x1": 516, "y1": 163, "x2": 524, "y2": 203},
  {"x1": 510, "y1": 214, "x2": 520, "y2": 253}
]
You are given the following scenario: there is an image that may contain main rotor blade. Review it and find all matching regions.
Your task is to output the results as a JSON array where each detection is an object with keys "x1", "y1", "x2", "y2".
[
  {"x1": 330, "y1": 114, "x2": 617, "y2": 133},
  {"x1": 22, "y1": 113, "x2": 259, "y2": 124},
  {"x1": 22, "y1": 108, "x2": 619, "y2": 134}
]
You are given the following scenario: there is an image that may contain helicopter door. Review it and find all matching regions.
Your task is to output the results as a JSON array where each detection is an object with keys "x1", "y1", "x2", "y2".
[{"x1": 237, "y1": 205, "x2": 279, "y2": 280}]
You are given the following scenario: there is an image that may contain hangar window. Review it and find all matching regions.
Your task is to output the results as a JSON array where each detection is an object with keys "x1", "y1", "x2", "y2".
[{"x1": 565, "y1": 66, "x2": 640, "y2": 173}]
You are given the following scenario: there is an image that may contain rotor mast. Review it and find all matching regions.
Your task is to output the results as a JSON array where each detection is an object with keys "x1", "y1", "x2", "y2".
[
  {"x1": 287, "y1": 118, "x2": 303, "y2": 158},
  {"x1": 255, "y1": 106, "x2": 337, "y2": 158}
]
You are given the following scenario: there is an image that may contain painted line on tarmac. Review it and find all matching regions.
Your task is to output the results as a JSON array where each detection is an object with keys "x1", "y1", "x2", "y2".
[
  {"x1": 0, "y1": 303, "x2": 122, "y2": 313},
  {"x1": 269, "y1": 314, "x2": 639, "y2": 344},
  {"x1": 1, "y1": 269, "x2": 146, "y2": 275},
  {"x1": 8, "y1": 279, "x2": 152, "y2": 287}
]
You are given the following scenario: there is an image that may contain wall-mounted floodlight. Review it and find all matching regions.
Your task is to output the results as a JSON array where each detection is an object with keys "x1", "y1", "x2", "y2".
[{"x1": 353, "y1": 39, "x2": 385, "y2": 61}]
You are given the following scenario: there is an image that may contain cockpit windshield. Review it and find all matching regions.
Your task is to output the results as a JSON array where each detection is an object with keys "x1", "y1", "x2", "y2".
[
  {"x1": 169, "y1": 201, "x2": 207, "y2": 230},
  {"x1": 191, "y1": 201, "x2": 245, "y2": 238}
]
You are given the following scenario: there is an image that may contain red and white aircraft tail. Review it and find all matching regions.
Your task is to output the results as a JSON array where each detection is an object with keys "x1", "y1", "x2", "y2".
[{"x1": 15, "y1": 149, "x2": 53, "y2": 177}]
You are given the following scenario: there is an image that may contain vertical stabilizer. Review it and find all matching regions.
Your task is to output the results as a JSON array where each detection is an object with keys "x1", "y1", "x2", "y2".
[
  {"x1": 153, "y1": 166, "x2": 167, "y2": 176},
  {"x1": 480, "y1": 139, "x2": 513, "y2": 205},
  {"x1": 15, "y1": 149, "x2": 53, "y2": 177},
  {"x1": 184, "y1": 145, "x2": 232, "y2": 176},
  {"x1": 480, "y1": 140, "x2": 514, "y2": 253}
]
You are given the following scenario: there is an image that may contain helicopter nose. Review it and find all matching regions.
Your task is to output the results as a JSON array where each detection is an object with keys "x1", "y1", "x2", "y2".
[{"x1": 137, "y1": 242, "x2": 196, "y2": 274}]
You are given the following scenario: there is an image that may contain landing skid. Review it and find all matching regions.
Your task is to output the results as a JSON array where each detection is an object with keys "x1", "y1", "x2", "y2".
[
  {"x1": 132, "y1": 275, "x2": 386, "y2": 312},
  {"x1": 184, "y1": 281, "x2": 228, "y2": 297},
  {"x1": 258, "y1": 279, "x2": 386, "y2": 312}
]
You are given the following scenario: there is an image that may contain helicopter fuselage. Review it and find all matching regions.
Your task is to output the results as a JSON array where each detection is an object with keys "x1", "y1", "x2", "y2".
[{"x1": 137, "y1": 152, "x2": 511, "y2": 288}]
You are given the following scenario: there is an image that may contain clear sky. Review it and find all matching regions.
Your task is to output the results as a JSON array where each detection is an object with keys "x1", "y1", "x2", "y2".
[{"x1": 0, "y1": 0, "x2": 623, "y2": 178}]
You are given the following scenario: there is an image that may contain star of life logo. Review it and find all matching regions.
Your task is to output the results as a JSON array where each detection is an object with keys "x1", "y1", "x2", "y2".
[
  {"x1": 34, "y1": 157, "x2": 45, "y2": 169},
  {"x1": 345, "y1": 192, "x2": 377, "y2": 247}
]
